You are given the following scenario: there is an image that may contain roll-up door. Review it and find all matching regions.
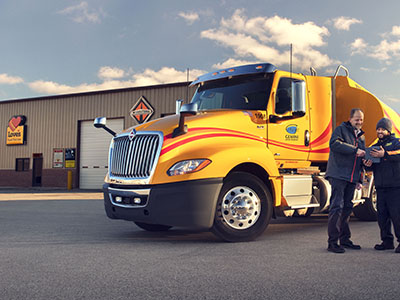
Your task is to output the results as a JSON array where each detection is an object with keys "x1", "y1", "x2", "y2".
[{"x1": 79, "y1": 119, "x2": 124, "y2": 189}]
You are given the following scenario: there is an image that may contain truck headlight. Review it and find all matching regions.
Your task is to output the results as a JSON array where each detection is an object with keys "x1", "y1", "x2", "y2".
[{"x1": 167, "y1": 159, "x2": 211, "y2": 176}]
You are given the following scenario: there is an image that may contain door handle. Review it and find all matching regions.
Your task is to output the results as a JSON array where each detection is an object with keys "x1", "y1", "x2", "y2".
[{"x1": 305, "y1": 130, "x2": 310, "y2": 146}]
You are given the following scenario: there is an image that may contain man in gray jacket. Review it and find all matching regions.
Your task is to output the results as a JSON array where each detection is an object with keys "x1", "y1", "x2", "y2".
[{"x1": 325, "y1": 108, "x2": 366, "y2": 253}]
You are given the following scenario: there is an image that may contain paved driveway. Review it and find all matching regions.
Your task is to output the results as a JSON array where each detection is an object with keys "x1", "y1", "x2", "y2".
[{"x1": 0, "y1": 196, "x2": 398, "y2": 300}]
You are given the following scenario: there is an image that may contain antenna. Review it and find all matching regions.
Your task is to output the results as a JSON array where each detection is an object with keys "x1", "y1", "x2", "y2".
[
  {"x1": 186, "y1": 68, "x2": 190, "y2": 103},
  {"x1": 290, "y1": 43, "x2": 293, "y2": 78}
]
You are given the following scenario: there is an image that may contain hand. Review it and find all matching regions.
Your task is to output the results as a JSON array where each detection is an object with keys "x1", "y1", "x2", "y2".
[
  {"x1": 356, "y1": 182, "x2": 363, "y2": 190},
  {"x1": 363, "y1": 159, "x2": 372, "y2": 167},
  {"x1": 370, "y1": 146, "x2": 384, "y2": 158},
  {"x1": 356, "y1": 149, "x2": 366, "y2": 157}
]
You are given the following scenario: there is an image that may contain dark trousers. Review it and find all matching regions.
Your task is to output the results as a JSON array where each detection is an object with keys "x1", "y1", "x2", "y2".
[
  {"x1": 376, "y1": 187, "x2": 400, "y2": 244},
  {"x1": 327, "y1": 178, "x2": 356, "y2": 244}
]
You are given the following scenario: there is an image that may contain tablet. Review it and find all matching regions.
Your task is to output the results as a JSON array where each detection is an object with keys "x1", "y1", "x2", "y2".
[{"x1": 365, "y1": 146, "x2": 381, "y2": 163}]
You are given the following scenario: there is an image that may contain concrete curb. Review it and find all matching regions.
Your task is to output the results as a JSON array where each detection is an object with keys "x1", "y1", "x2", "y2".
[{"x1": 0, "y1": 187, "x2": 103, "y2": 201}]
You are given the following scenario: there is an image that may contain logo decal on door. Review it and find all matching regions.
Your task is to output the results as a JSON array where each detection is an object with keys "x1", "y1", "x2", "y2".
[
  {"x1": 286, "y1": 124, "x2": 297, "y2": 134},
  {"x1": 285, "y1": 125, "x2": 299, "y2": 141}
]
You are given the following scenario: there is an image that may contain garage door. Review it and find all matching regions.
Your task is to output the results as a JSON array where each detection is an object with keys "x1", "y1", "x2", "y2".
[{"x1": 80, "y1": 118, "x2": 124, "y2": 189}]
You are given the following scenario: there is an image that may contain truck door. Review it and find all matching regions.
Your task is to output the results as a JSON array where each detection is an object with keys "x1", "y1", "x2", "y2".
[{"x1": 267, "y1": 75, "x2": 310, "y2": 161}]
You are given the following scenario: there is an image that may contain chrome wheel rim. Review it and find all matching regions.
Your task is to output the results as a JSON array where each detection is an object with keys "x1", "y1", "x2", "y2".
[{"x1": 221, "y1": 186, "x2": 261, "y2": 230}]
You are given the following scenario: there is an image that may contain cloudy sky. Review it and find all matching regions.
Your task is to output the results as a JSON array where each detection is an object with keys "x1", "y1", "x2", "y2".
[{"x1": 1, "y1": 0, "x2": 400, "y2": 111}]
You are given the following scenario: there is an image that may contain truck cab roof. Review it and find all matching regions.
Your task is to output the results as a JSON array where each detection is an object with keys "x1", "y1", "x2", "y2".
[{"x1": 190, "y1": 63, "x2": 277, "y2": 86}]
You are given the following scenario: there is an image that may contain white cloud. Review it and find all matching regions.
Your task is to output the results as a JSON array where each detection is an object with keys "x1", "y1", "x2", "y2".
[
  {"x1": 178, "y1": 11, "x2": 199, "y2": 25},
  {"x1": 351, "y1": 26, "x2": 400, "y2": 63},
  {"x1": 212, "y1": 58, "x2": 260, "y2": 69},
  {"x1": 29, "y1": 81, "x2": 82, "y2": 94},
  {"x1": 28, "y1": 80, "x2": 134, "y2": 95},
  {"x1": 384, "y1": 96, "x2": 400, "y2": 103},
  {"x1": 131, "y1": 67, "x2": 204, "y2": 86},
  {"x1": 350, "y1": 38, "x2": 367, "y2": 55},
  {"x1": 202, "y1": 29, "x2": 285, "y2": 62},
  {"x1": 201, "y1": 10, "x2": 336, "y2": 70},
  {"x1": 98, "y1": 66, "x2": 125, "y2": 80},
  {"x1": 360, "y1": 66, "x2": 387, "y2": 73},
  {"x1": 27, "y1": 66, "x2": 206, "y2": 96},
  {"x1": 0, "y1": 73, "x2": 24, "y2": 84},
  {"x1": 358, "y1": 39, "x2": 400, "y2": 62},
  {"x1": 57, "y1": 1, "x2": 104, "y2": 24},
  {"x1": 369, "y1": 39, "x2": 400, "y2": 61},
  {"x1": 332, "y1": 17, "x2": 362, "y2": 31},
  {"x1": 391, "y1": 26, "x2": 400, "y2": 36}
]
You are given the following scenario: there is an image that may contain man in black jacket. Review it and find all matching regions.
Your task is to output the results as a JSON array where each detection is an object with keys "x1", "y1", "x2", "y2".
[
  {"x1": 325, "y1": 108, "x2": 366, "y2": 253},
  {"x1": 364, "y1": 117, "x2": 400, "y2": 253}
]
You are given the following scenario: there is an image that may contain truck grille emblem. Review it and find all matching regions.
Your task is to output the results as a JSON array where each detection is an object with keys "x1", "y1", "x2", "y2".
[{"x1": 129, "y1": 129, "x2": 136, "y2": 141}]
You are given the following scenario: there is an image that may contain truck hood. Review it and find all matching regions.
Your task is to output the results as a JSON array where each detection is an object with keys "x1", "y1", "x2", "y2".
[{"x1": 123, "y1": 110, "x2": 267, "y2": 138}]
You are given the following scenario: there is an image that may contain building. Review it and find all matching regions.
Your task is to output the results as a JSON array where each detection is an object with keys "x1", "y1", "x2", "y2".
[{"x1": 1, "y1": 82, "x2": 195, "y2": 189}]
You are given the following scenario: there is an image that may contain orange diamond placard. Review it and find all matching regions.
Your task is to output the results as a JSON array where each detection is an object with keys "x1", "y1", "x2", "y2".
[{"x1": 130, "y1": 96, "x2": 155, "y2": 124}]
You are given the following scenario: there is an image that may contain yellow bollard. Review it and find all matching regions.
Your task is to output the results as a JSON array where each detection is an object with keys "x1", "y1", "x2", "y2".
[{"x1": 67, "y1": 170, "x2": 72, "y2": 190}]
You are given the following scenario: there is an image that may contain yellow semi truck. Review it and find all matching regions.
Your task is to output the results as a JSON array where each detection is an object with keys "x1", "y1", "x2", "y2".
[{"x1": 94, "y1": 63, "x2": 400, "y2": 242}]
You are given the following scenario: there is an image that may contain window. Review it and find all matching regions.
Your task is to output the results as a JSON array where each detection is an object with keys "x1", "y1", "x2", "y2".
[
  {"x1": 191, "y1": 73, "x2": 274, "y2": 111},
  {"x1": 275, "y1": 78, "x2": 293, "y2": 114},
  {"x1": 275, "y1": 78, "x2": 306, "y2": 115},
  {"x1": 16, "y1": 158, "x2": 30, "y2": 172}
]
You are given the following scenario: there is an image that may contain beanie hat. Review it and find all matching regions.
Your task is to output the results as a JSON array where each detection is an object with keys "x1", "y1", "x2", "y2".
[{"x1": 376, "y1": 117, "x2": 392, "y2": 132}]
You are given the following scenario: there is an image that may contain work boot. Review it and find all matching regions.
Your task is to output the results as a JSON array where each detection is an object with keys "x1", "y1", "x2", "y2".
[
  {"x1": 328, "y1": 243, "x2": 345, "y2": 253},
  {"x1": 374, "y1": 242, "x2": 395, "y2": 250},
  {"x1": 395, "y1": 245, "x2": 400, "y2": 253},
  {"x1": 340, "y1": 240, "x2": 361, "y2": 250}
]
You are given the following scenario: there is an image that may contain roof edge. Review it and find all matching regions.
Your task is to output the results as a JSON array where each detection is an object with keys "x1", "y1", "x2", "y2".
[{"x1": 0, "y1": 81, "x2": 191, "y2": 104}]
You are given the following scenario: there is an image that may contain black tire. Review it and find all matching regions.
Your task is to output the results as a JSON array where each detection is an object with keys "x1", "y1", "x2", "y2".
[
  {"x1": 211, "y1": 172, "x2": 273, "y2": 242},
  {"x1": 134, "y1": 222, "x2": 172, "y2": 232},
  {"x1": 353, "y1": 184, "x2": 378, "y2": 221}
]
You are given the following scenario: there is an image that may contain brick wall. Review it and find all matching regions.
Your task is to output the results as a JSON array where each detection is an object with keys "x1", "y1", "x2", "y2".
[{"x1": 0, "y1": 169, "x2": 78, "y2": 188}]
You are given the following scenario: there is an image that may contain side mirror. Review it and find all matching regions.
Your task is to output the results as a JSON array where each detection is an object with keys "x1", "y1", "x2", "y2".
[
  {"x1": 176, "y1": 99, "x2": 184, "y2": 114},
  {"x1": 172, "y1": 103, "x2": 198, "y2": 137},
  {"x1": 291, "y1": 80, "x2": 306, "y2": 115},
  {"x1": 93, "y1": 117, "x2": 116, "y2": 136},
  {"x1": 94, "y1": 117, "x2": 106, "y2": 128},
  {"x1": 180, "y1": 103, "x2": 198, "y2": 115}
]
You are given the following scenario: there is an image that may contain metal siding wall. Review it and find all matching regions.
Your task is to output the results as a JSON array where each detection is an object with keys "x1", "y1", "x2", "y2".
[{"x1": 0, "y1": 83, "x2": 195, "y2": 171}]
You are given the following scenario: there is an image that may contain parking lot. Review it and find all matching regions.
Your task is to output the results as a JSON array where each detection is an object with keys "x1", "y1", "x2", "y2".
[{"x1": 0, "y1": 191, "x2": 399, "y2": 300}]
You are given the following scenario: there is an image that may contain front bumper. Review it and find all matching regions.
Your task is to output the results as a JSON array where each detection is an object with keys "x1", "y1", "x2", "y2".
[{"x1": 103, "y1": 178, "x2": 223, "y2": 229}]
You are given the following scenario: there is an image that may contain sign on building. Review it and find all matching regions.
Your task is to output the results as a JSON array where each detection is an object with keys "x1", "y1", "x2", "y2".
[
  {"x1": 130, "y1": 96, "x2": 155, "y2": 124},
  {"x1": 53, "y1": 148, "x2": 64, "y2": 168},
  {"x1": 6, "y1": 115, "x2": 27, "y2": 145}
]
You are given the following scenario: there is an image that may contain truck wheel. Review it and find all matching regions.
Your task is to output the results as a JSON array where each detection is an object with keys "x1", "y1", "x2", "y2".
[
  {"x1": 134, "y1": 222, "x2": 172, "y2": 232},
  {"x1": 353, "y1": 184, "x2": 378, "y2": 221},
  {"x1": 211, "y1": 172, "x2": 273, "y2": 242}
]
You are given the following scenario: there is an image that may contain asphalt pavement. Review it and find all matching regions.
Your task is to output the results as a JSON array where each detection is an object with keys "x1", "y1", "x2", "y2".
[{"x1": 0, "y1": 190, "x2": 399, "y2": 300}]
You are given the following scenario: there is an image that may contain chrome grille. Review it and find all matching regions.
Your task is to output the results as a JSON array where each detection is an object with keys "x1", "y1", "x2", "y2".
[{"x1": 110, "y1": 133, "x2": 161, "y2": 178}]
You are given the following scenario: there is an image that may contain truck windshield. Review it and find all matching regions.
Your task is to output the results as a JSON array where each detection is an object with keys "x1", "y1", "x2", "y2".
[{"x1": 191, "y1": 73, "x2": 274, "y2": 111}]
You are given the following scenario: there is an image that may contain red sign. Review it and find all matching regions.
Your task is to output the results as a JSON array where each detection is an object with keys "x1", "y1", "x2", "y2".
[
  {"x1": 8, "y1": 116, "x2": 26, "y2": 131},
  {"x1": 130, "y1": 96, "x2": 155, "y2": 124}
]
